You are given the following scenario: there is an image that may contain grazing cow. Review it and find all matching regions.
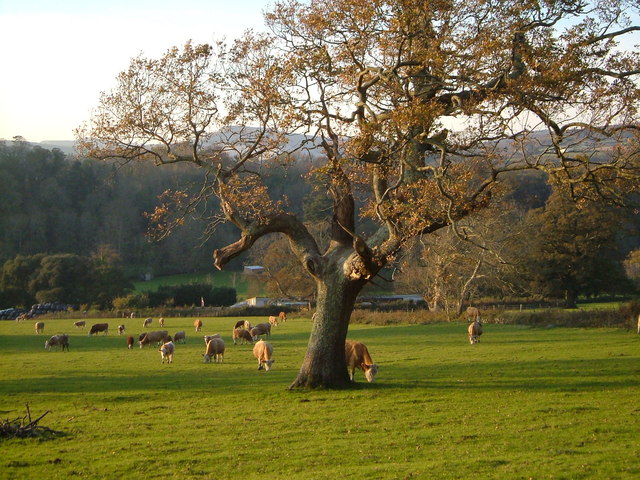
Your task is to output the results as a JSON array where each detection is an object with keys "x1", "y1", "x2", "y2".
[
  {"x1": 117, "y1": 324, "x2": 126, "y2": 335},
  {"x1": 466, "y1": 306, "x2": 481, "y2": 323},
  {"x1": 345, "y1": 340, "x2": 378, "y2": 383},
  {"x1": 279, "y1": 311, "x2": 287, "y2": 323},
  {"x1": 139, "y1": 330, "x2": 170, "y2": 348},
  {"x1": 159, "y1": 341, "x2": 175, "y2": 364},
  {"x1": 234, "y1": 319, "x2": 251, "y2": 330},
  {"x1": 158, "y1": 317, "x2": 165, "y2": 327},
  {"x1": 194, "y1": 319, "x2": 203, "y2": 332},
  {"x1": 173, "y1": 331, "x2": 186, "y2": 344},
  {"x1": 143, "y1": 317, "x2": 153, "y2": 328},
  {"x1": 74, "y1": 320, "x2": 86, "y2": 329},
  {"x1": 203, "y1": 334, "x2": 221, "y2": 345},
  {"x1": 126, "y1": 335, "x2": 134, "y2": 349},
  {"x1": 250, "y1": 322, "x2": 271, "y2": 341},
  {"x1": 89, "y1": 323, "x2": 109, "y2": 336},
  {"x1": 130, "y1": 312, "x2": 136, "y2": 319},
  {"x1": 252, "y1": 340, "x2": 274, "y2": 371},
  {"x1": 34, "y1": 321, "x2": 45, "y2": 334},
  {"x1": 232, "y1": 328, "x2": 254, "y2": 345},
  {"x1": 45, "y1": 334, "x2": 69, "y2": 352},
  {"x1": 468, "y1": 319, "x2": 483, "y2": 344},
  {"x1": 268, "y1": 315, "x2": 279, "y2": 327},
  {"x1": 203, "y1": 338, "x2": 225, "y2": 363}
]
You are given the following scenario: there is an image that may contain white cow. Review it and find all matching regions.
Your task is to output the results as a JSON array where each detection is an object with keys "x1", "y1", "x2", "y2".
[{"x1": 159, "y1": 341, "x2": 175, "y2": 364}]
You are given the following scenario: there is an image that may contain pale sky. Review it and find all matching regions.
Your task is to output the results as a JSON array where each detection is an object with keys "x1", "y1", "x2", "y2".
[{"x1": 0, "y1": 0, "x2": 270, "y2": 142}]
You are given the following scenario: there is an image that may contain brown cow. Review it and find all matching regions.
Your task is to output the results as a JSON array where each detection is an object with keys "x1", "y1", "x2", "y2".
[
  {"x1": 278, "y1": 311, "x2": 287, "y2": 323},
  {"x1": 139, "y1": 330, "x2": 170, "y2": 348},
  {"x1": 253, "y1": 340, "x2": 274, "y2": 371},
  {"x1": 232, "y1": 328, "x2": 254, "y2": 345},
  {"x1": 268, "y1": 315, "x2": 279, "y2": 327},
  {"x1": 117, "y1": 324, "x2": 125, "y2": 335},
  {"x1": 126, "y1": 335, "x2": 134, "y2": 349},
  {"x1": 345, "y1": 340, "x2": 378, "y2": 383},
  {"x1": 203, "y1": 338, "x2": 225, "y2": 363},
  {"x1": 89, "y1": 323, "x2": 109, "y2": 336},
  {"x1": 73, "y1": 320, "x2": 86, "y2": 329},
  {"x1": 468, "y1": 320, "x2": 483, "y2": 344},
  {"x1": 34, "y1": 321, "x2": 45, "y2": 334},
  {"x1": 194, "y1": 319, "x2": 203, "y2": 332}
]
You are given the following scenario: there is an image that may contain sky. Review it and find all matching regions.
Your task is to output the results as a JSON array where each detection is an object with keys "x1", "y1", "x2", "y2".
[{"x1": 0, "y1": 0, "x2": 270, "y2": 142}]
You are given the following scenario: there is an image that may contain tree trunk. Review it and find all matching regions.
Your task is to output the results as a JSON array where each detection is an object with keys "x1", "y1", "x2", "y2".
[
  {"x1": 564, "y1": 289, "x2": 578, "y2": 309},
  {"x1": 289, "y1": 271, "x2": 362, "y2": 389}
]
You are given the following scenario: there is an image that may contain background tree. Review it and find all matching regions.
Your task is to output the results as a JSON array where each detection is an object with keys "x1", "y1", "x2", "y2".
[
  {"x1": 522, "y1": 188, "x2": 634, "y2": 308},
  {"x1": 397, "y1": 202, "x2": 526, "y2": 314},
  {"x1": 78, "y1": 0, "x2": 640, "y2": 388},
  {"x1": 0, "y1": 253, "x2": 132, "y2": 309},
  {"x1": 0, "y1": 254, "x2": 45, "y2": 308},
  {"x1": 624, "y1": 249, "x2": 640, "y2": 292}
]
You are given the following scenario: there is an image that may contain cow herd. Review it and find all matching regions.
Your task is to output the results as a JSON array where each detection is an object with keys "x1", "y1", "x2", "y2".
[
  {"x1": 29, "y1": 313, "x2": 385, "y2": 383},
  {"x1": 29, "y1": 307, "x2": 496, "y2": 383}
]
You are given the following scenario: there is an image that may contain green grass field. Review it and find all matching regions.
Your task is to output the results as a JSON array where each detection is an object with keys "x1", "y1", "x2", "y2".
[{"x1": 0, "y1": 316, "x2": 638, "y2": 479}]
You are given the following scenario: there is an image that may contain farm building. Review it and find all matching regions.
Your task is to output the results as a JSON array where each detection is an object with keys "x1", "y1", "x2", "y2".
[{"x1": 243, "y1": 265, "x2": 265, "y2": 275}]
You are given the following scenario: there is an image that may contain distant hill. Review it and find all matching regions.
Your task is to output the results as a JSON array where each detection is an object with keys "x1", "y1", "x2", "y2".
[{"x1": 38, "y1": 141, "x2": 77, "y2": 155}]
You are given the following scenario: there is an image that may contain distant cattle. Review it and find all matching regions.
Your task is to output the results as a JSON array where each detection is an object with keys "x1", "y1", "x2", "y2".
[
  {"x1": 232, "y1": 328, "x2": 254, "y2": 345},
  {"x1": 117, "y1": 325, "x2": 126, "y2": 335},
  {"x1": 34, "y1": 321, "x2": 45, "y2": 334},
  {"x1": 158, "y1": 317, "x2": 165, "y2": 327},
  {"x1": 250, "y1": 323, "x2": 271, "y2": 341},
  {"x1": 143, "y1": 318, "x2": 153, "y2": 328},
  {"x1": 45, "y1": 334, "x2": 69, "y2": 352},
  {"x1": 234, "y1": 320, "x2": 251, "y2": 330},
  {"x1": 468, "y1": 320, "x2": 483, "y2": 344},
  {"x1": 89, "y1": 323, "x2": 109, "y2": 336},
  {"x1": 139, "y1": 330, "x2": 170, "y2": 348},
  {"x1": 203, "y1": 338, "x2": 225, "y2": 363},
  {"x1": 173, "y1": 331, "x2": 186, "y2": 344},
  {"x1": 203, "y1": 334, "x2": 221, "y2": 345},
  {"x1": 268, "y1": 315, "x2": 279, "y2": 327},
  {"x1": 159, "y1": 341, "x2": 175, "y2": 364},
  {"x1": 345, "y1": 340, "x2": 378, "y2": 383},
  {"x1": 126, "y1": 335, "x2": 134, "y2": 349},
  {"x1": 73, "y1": 321, "x2": 86, "y2": 329},
  {"x1": 253, "y1": 340, "x2": 274, "y2": 371},
  {"x1": 279, "y1": 311, "x2": 287, "y2": 323},
  {"x1": 466, "y1": 306, "x2": 481, "y2": 322},
  {"x1": 194, "y1": 319, "x2": 203, "y2": 332}
]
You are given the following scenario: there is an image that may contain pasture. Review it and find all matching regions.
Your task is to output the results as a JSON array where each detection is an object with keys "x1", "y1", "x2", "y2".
[{"x1": 0, "y1": 316, "x2": 638, "y2": 479}]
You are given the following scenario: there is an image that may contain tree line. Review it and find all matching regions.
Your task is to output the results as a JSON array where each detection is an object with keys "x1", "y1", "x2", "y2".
[
  {"x1": 0, "y1": 139, "x2": 316, "y2": 277},
  {"x1": 1, "y1": 139, "x2": 639, "y2": 312}
]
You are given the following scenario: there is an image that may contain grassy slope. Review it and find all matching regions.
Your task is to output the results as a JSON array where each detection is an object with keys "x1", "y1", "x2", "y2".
[
  {"x1": 133, "y1": 271, "x2": 252, "y2": 299},
  {"x1": 0, "y1": 317, "x2": 638, "y2": 479}
]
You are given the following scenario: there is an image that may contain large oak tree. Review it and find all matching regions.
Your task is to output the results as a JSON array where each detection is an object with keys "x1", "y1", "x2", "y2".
[{"x1": 78, "y1": 0, "x2": 640, "y2": 388}]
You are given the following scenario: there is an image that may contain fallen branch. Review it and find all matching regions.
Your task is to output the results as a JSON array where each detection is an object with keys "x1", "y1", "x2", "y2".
[{"x1": 0, "y1": 404, "x2": 64, "y2": 440}]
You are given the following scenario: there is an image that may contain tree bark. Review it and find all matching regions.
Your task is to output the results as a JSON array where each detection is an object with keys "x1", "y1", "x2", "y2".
[{"x1": 289, "y1": 261, "x2": 364, "y2": 389}]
